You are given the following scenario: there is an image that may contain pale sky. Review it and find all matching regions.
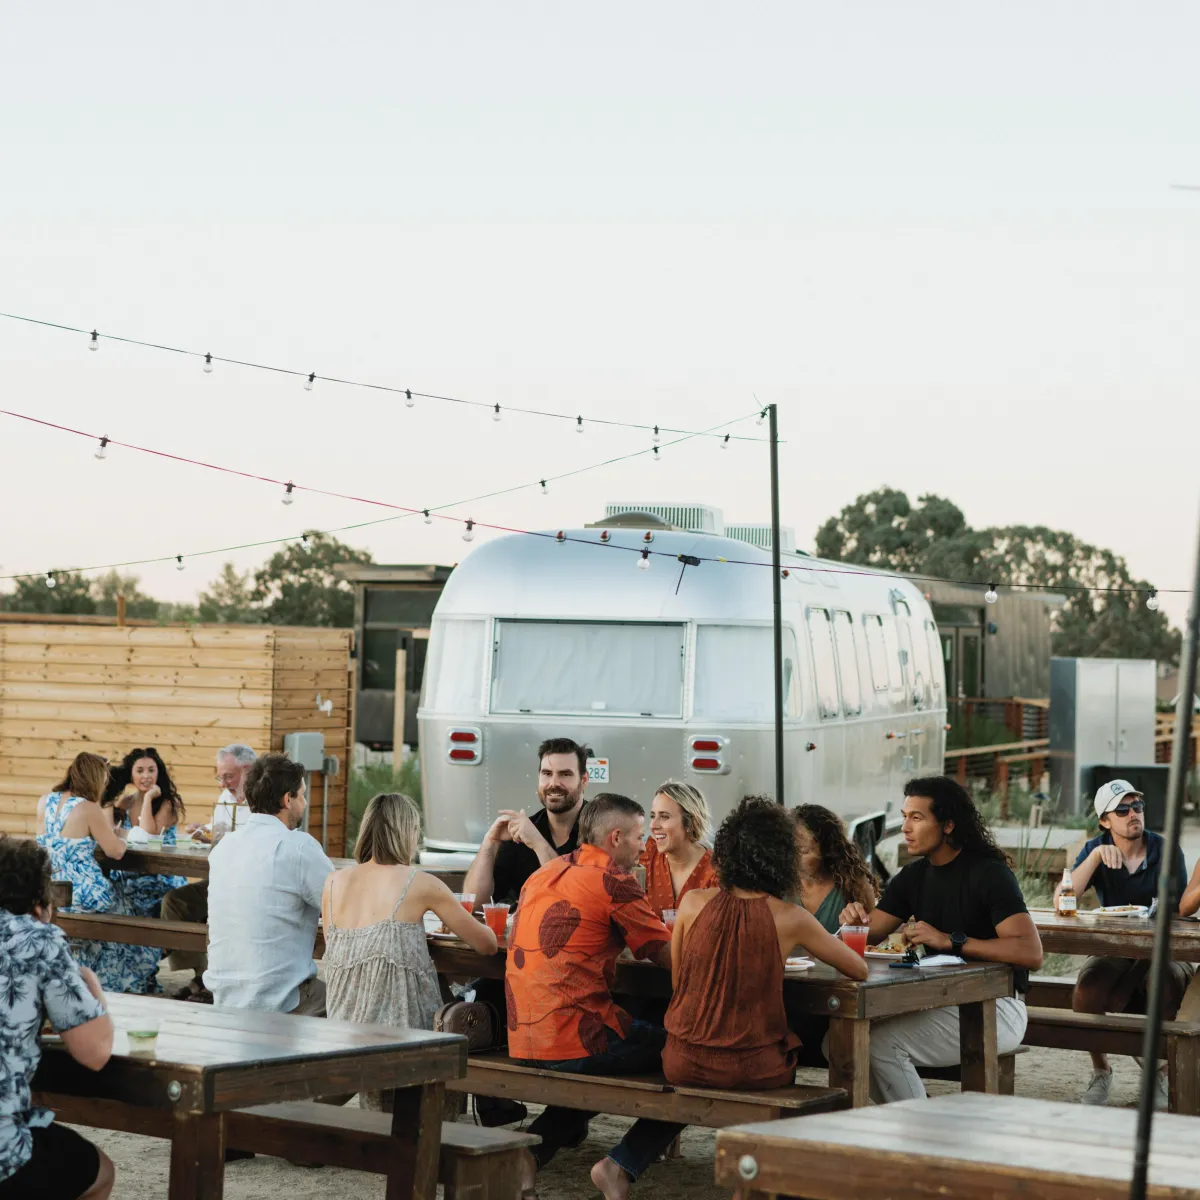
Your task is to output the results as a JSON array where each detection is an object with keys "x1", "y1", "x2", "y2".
[{"x1": 1, "y1": 2, "x2": 1198, "y2": 627}]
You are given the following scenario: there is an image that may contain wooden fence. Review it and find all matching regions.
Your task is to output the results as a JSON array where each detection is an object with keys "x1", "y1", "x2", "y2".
[{"x1": 0, "y1": 622, "x2": 352, "y2": 853}]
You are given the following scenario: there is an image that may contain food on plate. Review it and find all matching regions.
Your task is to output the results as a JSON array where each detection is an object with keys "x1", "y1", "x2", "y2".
[{"x1": 877, "y1": 930, "x2": 911, "y2": 954}]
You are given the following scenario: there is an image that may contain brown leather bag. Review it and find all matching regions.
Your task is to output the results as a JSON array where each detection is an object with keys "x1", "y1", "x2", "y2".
[{"x1": 433, "y1": 1000, "x2": 498, "y2": 1052}]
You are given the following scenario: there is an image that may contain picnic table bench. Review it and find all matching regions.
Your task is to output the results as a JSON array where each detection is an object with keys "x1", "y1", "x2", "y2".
[
  {"x1": 33, "y1": 993, "x2": 465, "y2": 1200},
  {"x1": 714, "y1": 1091, "x2": 1200, "y2": 1199}
]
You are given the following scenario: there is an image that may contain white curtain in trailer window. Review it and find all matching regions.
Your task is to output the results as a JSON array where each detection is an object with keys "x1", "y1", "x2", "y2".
[
  {"x1": 423, "y1": 618, "x2": 487, "y2": 712},
  {"x1": 693, "y1": 624, "x2": 800, "y2": 721},
  {"x1": 490, "y1": 620, "x2": 685, "y2": 717}
]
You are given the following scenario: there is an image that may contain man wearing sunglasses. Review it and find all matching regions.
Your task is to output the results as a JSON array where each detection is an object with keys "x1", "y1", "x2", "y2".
[{"x1": 1057, "y1": 779, "x2": 1191, "y2": 1109}]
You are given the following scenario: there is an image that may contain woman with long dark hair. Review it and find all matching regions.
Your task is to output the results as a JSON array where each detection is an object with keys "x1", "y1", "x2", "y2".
[{"x1": 792, "y1": 804, "x2": 877, "y2": 933}]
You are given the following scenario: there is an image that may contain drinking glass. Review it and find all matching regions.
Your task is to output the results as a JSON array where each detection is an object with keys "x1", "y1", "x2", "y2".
[
  {"x1": 454, "y1": 892, "x2": 477, "y2": 915},
  {"x1": 839, "y1": 924, "x2": 869, "y2": 957},
  {"x1": 483, "y1": 903, "x2": 510, "y2": 937}
]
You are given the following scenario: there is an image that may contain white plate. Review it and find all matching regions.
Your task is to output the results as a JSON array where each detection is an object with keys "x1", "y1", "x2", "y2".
[
  {"x1": 865, "y1": 950, "x2": 906, "y2": 961},
  {"x1": 1095, "y1": 905, "x2": 1150, "y2": 918},
  {"x1": 784, "y1": 956, "x2": 815, "y2": 971}
]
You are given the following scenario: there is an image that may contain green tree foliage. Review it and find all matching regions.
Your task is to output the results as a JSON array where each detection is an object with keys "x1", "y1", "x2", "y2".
[
  {"x1": 816, "y1": 488, "x2": 1181, "y2": 664},
  {"x1": 91, "y1": 570, "x2": 161, "y2": 619},
  {"x1": 250, "y1": 532, "x2": 372, "y2": 627},
  {"x1": 197, "y1": 563, "x2": 260, "y2": 624},
  {"x1": 2, "y1": 570, "x2": 97, "y2": 614}
]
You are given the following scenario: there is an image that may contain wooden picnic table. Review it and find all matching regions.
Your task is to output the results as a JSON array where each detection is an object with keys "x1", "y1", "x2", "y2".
[
  {"x1": 32, "y1": 992, "x2": 465, "y2": 1200},
  {"x1": 714, "y1": 1091, "x2": 1200, "y2": 1200},
  {"x1": 1032, "y1": 910, "x2": 1200, "y2": 962},
  {"x1": 428, "y1": 941, "x2": 1013, "y2": 1109}
]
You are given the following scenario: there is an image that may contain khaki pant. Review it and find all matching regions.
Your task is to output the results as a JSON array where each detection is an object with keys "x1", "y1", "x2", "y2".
[
  {"x1": 161, "y1": 881, "x2": 208, "y2": 974},
  {"x1": 291, "y1": 976, "x2": 327, "y2": 1017}
]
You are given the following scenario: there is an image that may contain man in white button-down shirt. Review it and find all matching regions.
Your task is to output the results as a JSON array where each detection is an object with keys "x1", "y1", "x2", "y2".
[{"x1": 204, "y1": 754, "x2": 335, "y2": 1014}]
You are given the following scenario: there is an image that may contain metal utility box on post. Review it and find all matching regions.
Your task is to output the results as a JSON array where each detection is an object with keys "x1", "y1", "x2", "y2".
[{"x1": 1050, "y1": 657, "x2": 1158, "y2": 814}]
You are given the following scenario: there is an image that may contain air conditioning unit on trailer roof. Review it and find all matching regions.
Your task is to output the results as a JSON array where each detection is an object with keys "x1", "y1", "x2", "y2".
[
  {"x1": 602, "y1": 502, "x2": 724, "y2": 534},
  {"x1": 724, "y1": 523, "x2": 797, "y2": 553}
]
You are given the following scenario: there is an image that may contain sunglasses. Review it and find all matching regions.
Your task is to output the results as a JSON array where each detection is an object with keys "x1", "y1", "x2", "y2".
[{"x1": 1111, "y1": 800, "x2": 1145, "y2": 817}]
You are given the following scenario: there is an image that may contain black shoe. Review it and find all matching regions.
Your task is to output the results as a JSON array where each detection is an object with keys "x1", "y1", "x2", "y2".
[
  {"x1": 224, "y1": 1149, "x2": 256, "y2": 1162},
  {"x1": 476, "y1": 1096, "x2": 529, "y2": 1127}
]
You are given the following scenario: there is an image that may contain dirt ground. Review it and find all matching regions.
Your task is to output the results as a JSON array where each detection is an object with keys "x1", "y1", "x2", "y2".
[{"x1": 67, "y1": 968, "x2": 1155, "y2": 1199}]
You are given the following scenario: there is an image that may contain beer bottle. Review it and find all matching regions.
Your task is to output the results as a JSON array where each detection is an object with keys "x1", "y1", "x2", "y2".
[{"x1": 1057, "y1": 867, "x2": 1077, "y2": 917}]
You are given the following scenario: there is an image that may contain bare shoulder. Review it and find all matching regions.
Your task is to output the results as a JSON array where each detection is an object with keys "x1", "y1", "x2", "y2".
[{"x1": 680, "y1": 887, "x2": 718, "y2": 914}]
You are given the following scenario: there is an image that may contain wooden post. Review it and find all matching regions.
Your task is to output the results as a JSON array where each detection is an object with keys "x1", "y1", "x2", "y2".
[
  {"x1": 116, "y1": 594, "x2": 127, "y2": 628},
  {"x1": 392, "y1": 645, "x2": 408, "y2": 755},
  {"x1": 997, "y1": 758, "x2": 1010, "y2": 821}
]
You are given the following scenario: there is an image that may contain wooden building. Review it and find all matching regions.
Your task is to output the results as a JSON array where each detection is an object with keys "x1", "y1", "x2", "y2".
[{"x1": 0, "y1": 620, "x2": 352, "y2": 853}]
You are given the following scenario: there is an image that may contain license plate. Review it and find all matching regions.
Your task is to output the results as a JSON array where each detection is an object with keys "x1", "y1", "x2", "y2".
[{"x1": 587, "y1": 757, "x2": 610, "y2": 783}]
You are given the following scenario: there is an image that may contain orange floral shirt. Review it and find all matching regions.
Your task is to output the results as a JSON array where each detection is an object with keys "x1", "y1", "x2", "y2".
[
  {"x1": 638, "y1": 841, "x2": 719, "y2": 918},
  {"x1": 505, "y1": 843, "x2": 672, "y2": 1061}
]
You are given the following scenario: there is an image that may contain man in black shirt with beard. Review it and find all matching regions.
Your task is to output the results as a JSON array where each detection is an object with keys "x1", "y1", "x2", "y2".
[
  {"x1": 460, "y1": 736, "x2": 591, "y2": 1126},
  {"x1": 839, "y1": 776, "x2": 1043, "y2": 1103}
]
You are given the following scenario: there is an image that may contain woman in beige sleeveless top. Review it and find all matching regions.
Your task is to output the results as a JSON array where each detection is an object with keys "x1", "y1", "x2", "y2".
[{"x1": 321, "y1": 792, "x2": 497, "y2": 1109}]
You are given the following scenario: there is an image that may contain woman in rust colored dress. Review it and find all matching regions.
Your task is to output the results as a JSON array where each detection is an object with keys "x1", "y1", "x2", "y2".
[
  {"x1": 591, "y1": 795, "x2": 869, "y2": 1200},
  {"x1": 637, "y1": 781, "x2": 718, "y2": 919}
]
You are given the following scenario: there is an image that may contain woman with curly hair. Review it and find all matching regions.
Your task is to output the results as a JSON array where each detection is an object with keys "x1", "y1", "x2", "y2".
[
  {"x1": 792, "y1": 804, "x2": 877, "y2": 933},
  {"x1": 590, "y1": 796, "x2": 867, "y2": 1200}
]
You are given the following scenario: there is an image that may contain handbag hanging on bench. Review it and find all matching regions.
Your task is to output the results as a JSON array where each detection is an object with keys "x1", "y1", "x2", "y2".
[{"x1": 434, "y1": 999, "x2": 500, "y2": 1052}]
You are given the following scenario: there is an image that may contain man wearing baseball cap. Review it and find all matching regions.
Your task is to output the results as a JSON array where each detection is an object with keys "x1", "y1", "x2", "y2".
[{"x1": 1054, "y1": 779, "x2": 1191, "y2": 1109}]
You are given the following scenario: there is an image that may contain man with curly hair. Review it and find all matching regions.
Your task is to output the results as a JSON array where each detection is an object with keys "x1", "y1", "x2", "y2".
[
  {"x1": 505, "y1": 792, "x2": 672, "y2": 1194},
  {"x1": 839, "y1": 775, "x2": 1043, "y2": 1102}
]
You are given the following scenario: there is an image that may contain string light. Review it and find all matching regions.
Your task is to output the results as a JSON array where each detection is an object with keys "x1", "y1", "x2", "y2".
[
  {"x1": 493, "y1": 404, "x2": 502, "y2": 422},
  {"x1": 540, "y1": 479, "x2": 548, "y2": 495},
  {"x1": 203, "y1": 353, "x2": 213, "y2": 374},
  {"x1": 1147, "y1": 590, "x2": 1160, "y2": 612},
  {"x1": 984, "y1": 582, "x2": 998, "y2": 604},
  {"x1": 94, "y1": 436, "x2": 109, "y2": 461},
  {"x1": 756, "y1": 409, "x2": 766, "y2": 426},
  {"x1": 653, "y1": 425, "x2": 660, "y2": 444},
  {"x1": 653, "y1": 446, "x2": 662, "y2": 464},
  {"x1": 462, "y1": 519, "x2": 475, "y2": 542},
  {"x1": 45, "y1": 573, "x2": 56, "y2": 588},
  {"x1": 175, "y1": 555, "x2": 185, "y2": 571},
  {"x1": 304, "y1": 373, "x2": 315, "y2": 392},
  {"x1": 721, "y1": 434, "x2": 730, "y2": 450},
  {"x1": 423, "y1": 509, "x2": 432, "y2": 524},
  {"x1": 88, "y1": 330, "x2": 98, "y2": 352},
  {"x1": 282, "y1": 481, "x2": 295, "y2": 506},
  {"x1": 576, "y1": 416, "x2": 584, "y2": 434},
  {"x1": 405, "y1": 389, "x2": 414, "y2": 408},
  {"x1": 637, "y1": 549, "x2": 651, "y2": 571}
]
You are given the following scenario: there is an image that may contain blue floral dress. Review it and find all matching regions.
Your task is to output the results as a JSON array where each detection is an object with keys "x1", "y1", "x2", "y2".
[
  {"x1": 36, "y1": 793, "x2": 163, "y2": 995},
  {"x1": 112, "y1": 808, "x2": 189, "y2": 917},
  {"x1": 0, "y1": 910, "x2": 107, "y2": 1182}
]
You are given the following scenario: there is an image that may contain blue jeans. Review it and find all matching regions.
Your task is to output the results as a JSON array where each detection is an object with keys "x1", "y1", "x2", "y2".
[{"x1": 516, "y1": 1020, "x2": 683, "y2": 1177}]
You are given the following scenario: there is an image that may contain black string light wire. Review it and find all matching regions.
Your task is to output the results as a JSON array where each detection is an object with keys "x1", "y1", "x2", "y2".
[{"x1": 0, "y1": 310, "x2": 768, "y2": 443}]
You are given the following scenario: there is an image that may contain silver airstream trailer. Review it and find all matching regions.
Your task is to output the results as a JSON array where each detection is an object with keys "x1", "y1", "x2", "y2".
[{"x1": 417, "y1": 508, "x2": 946, "y2": 862}]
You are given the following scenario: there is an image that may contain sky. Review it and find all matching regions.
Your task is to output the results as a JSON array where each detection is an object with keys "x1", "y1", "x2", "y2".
[{"x1": 1, "y1": 2, "x2": 1198, "y2": 627}]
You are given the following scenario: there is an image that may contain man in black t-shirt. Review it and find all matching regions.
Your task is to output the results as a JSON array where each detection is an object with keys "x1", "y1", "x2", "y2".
[{"x1": 839, "y1": 776, "x2": 1043, "y2": 1103}]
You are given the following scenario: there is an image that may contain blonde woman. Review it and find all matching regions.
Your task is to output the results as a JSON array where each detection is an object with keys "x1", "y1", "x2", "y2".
[
  {"x1": 322, "y1": 793, "x2": 496, "y2": 1108},
  {"x1": 638, "y1": 781, "x2": 718, "y2": 917}
]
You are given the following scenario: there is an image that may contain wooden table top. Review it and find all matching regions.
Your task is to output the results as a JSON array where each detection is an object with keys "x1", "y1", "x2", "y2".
[
  {"x1": 715, "y1": 1092, "x2": 1200, "y2": 1199},
  {"x1": 33, "y1": 992, "x2": 466, "y2": 1115},
  {"x1": 1031, "y1": 910, "x2": 1200, "y2": 962},
  {"x1": 428, "y1": 940, "x2": 1012, "y2": 1019}
]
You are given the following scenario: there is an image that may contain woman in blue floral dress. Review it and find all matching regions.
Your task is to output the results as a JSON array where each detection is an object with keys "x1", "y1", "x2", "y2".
[
  {"x1": 104, "y1": 748, "x2": 189, "y2": 915},
  {"x1": 36, "y1": 752, "x2": 163, "y2": 995}
]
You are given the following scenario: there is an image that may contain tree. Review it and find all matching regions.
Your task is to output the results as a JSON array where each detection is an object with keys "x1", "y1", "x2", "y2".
[
  {"x1": 197, "y1": 563, "x2": 260, "y2": 624},
  {"x1": 815, "y1": 489, "x2": 1181, "y2": 664},
  {"x1": 250, "y1": 532, "x2": 372, "y2": 627},
  {"x1": 92, "y1": 570, "x2": 161, "y2": 619},
  {"x1": 2, "y1": 570, "x2": 97, "y2": 614}
]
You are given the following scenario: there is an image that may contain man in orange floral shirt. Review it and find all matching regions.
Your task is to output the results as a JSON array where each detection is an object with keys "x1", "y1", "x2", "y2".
[{"x1": 506, "y1": 792, "x2": 672, "y2": 1184}]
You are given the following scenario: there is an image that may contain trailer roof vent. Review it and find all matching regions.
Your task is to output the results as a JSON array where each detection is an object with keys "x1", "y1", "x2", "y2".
[
  {"x1": 725, "y1": 523, "x2": 797, "y2": 553},
  {"x1": 602, "y1": 502, "x2": 723, "y2": 534}
]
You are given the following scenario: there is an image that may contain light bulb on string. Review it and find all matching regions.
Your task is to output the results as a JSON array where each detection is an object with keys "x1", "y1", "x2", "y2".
[
  {"x1": 94, "y1": 436, "x2": 109, "y2": 460},
  {"x1": 45, "y1": 573, "x2": 56, "y2": 589},
  {"x1": 984, "y1": 582, "x2": 998, "y2": 604},
  {"x1": 653, "y1": 425, "x2": 660, "y2": 444},
  {"x1": 720, "y1": 434, "x2": 730, "y2": 450},
  {"x1": 423, "y1": 509, "x2": 432, "y2": 525},
  {"x1": 282, "y1": 481, "x2": 295, "y2": 506},
  {"x1": 405, "y1": 390, "x2": 414, "y2": 408},
  {"x1": 492, "y1": 404, "x2": 502, "y2": 422},
  {"x1": 756, "y1": 409, "x2": 766, "y2": 426},
  {"x1": 637, "y1": 549, "x2": 650, "y2": 571},
  {"x1": 304, "y1": 373, "x2": 315, "y2": 392},
  {"x1": 88, "y1": 330, "x2": 99, "y2": 352},
  {"x1": 540, "y1": 480, "x2": 548, "y2": 495},
  {"x1": 652, "y1": 446, "x2": 662, "y2": 464},
  {"x1": 462, "y1": 519, "x2": 475, "y2": 543},
  {"x1": 576, "y1": 416, "x2": 584, "y2": 434},
  {"x1": 175, "y1": 556, "x2": 185, "y2": 572},
  {"x1": 1147, "y1": 590, "x2": 1160, "y2": 612},
  {"x1": 203, "y1": 353, "x2": 213, "y2": 374}
]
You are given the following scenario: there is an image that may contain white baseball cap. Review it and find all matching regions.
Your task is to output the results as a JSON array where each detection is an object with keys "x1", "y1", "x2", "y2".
[{"x1": 1093, "y1": 778, "x2": 1144, "y2": 819}]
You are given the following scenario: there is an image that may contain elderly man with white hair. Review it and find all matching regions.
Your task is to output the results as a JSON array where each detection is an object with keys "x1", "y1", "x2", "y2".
[{"x1": 159, "y1": 743, "x2": 257, "y2": 1002}]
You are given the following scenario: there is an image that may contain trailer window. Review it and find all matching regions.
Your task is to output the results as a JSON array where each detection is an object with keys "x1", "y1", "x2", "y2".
[
  {"x1": 490, "y1": 620, "x2": 685, "y2": 718},
  {"x1": 833, "y1": 611, "x2": 863, "y2": 716},
  {"x1": 422, "y1": 619, "x2": 487, "y2": 713},
  {"x1": 806, "y1": 609, "x2": 841, "y2": 720},
  {"x1": 693, "y1": 625, "x2": 800, "y2": 720},
  {"x1": 882, "y1": 616, "x2": 906, "y2": 696},
  {"x1": 924, "y1": 620, "x2": 944, "y2": 703},
  {"x1": 863, "y1": 615, "x2": 890, "y2": 691}
]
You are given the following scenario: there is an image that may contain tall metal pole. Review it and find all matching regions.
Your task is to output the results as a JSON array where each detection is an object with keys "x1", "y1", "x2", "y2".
[
  {"x1": 1130, "y1": 504, "x2": 1200, "y2": 1200},
  {"x1": 768, "y1": 403, "x2": 785, "y2": 807}
]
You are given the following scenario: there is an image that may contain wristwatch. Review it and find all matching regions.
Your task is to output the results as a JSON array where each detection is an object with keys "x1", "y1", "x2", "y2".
[{"x1": 950, "y1": 931, "x2": 967, "y2": 956}]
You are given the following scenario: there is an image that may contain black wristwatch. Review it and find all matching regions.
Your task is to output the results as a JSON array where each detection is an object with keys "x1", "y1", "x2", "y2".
[{"x1": 950, "y1": 931, "x2": 967, "y2": 956}]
